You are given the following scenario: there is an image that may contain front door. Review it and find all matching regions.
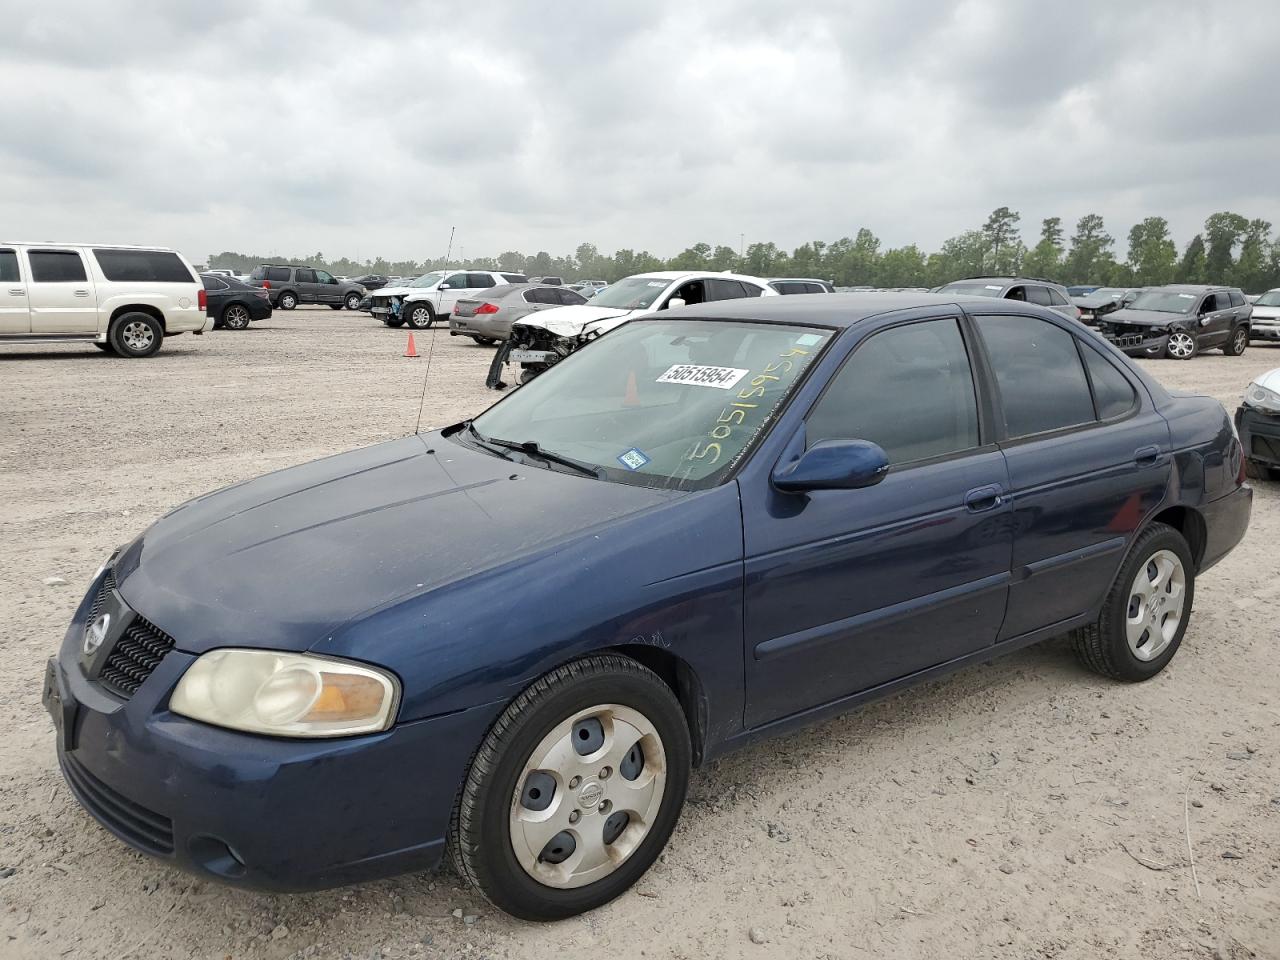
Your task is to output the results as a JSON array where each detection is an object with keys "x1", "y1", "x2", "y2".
[
  {"x1": 293, "y1": 268, "x2": 319, "y2": 304},
  {"x1": 0, "y1": 248, "x2": 30, "y2": 333},
  {"x1": 314, "y1": 269, "x2": 341, "y2": 303},
  {"x1": 742, "y1": 315, "x2": 1014, "y2": 727},
  {"x1": 25, "y1": 248, "x2": 97, "y2": 334},
  {"x1": 969, "y1": 313, "x2": 1172, "y2": 639}
]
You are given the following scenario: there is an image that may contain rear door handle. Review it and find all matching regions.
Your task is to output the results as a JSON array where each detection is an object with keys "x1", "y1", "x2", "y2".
[
  {"x1": 8, "y1": 288, "x2": 23, "y2": 296},
  {"x1": 964, "y1": 485, "x2": 1004, "y2": 512},
  {"x1": 73, "y1": 289, "x2": 90, "y2": 298},
  {"x1": 1134, "y1": 445, "x2": 1161, "y2": 467}
]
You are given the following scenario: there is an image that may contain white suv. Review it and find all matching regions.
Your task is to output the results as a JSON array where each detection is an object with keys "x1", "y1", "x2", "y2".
[
  {"x1": 0, "y1": 243, "x2": 209, "y2": 357},
  {"x1": 369, "y1": 269, "x2": 530, "y2": 329}
]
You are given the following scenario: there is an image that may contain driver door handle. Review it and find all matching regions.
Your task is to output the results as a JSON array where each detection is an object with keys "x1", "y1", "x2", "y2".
[{"x1": 964, "y1": 485, "x2": 1004, "y2": 512}]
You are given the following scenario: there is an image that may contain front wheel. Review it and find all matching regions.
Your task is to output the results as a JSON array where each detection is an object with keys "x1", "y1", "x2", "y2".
[
  {"x1": 108, "y1": 313, "x2": 164, "y2": 358},
  {"x1": 1070, "y1": 522, "x2": 1194, "y2": 681},
  {"x1": 1222, "y1": 325, "x2": 1249, "y2": 356},
  {"x1": 450, "y1": 655, "x2": 691, "y2": 921},
  {"x1": 1164, "y1": 330, "x2": 1197, "y2": 360},
  {"x1": 405, "y1": 303, "x2": 434, "y2": 329}
]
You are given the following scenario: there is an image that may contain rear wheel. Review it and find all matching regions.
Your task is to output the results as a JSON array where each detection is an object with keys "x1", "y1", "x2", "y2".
[
  {"x1": 1071, "y1": 522, "x2": 1194, "y2": 681},
  {"x1": 108, "y1": 313, "x2": 164, "y2": 358},
  {"x1": 1222, "y1": 325, "x2": 1249, "y2": 356},
  {"x1": 345, "y1": 292, "x2": 362, "y2": 310},
  {"x1": 222, "y1": 304, "x2": 252, "y2": 330},
  {"x1": 405, "y1": 303, "x2": 434, "y2": 329},
  {"x1": 450, "y1": 655, "x2": 690, "y2": 921},
  {"x1": 1164, "y1": 330, "x2": 1197, "y2": 360},
  {"x1": 278, "y1": 292, "x2": 298, "y2": 310}
]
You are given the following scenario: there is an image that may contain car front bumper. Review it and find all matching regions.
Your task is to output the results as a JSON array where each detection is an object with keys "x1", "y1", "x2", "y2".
[
  {"x1": 1249, "y1": 323, "x2": 1280, "y2": 342},
  {"x1": 44, "y1": 581, "x2": 503, "y2": 892},
  {"x1": 1101, "y1": 329, "x2": 1169, "y2": 357},
  {"x1": 1236, "y1": 405, "x2": 1280, "y2": 469}
]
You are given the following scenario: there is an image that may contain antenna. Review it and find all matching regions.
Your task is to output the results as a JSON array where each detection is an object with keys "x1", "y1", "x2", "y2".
[{"x1": 413, "y1": 226, "x2": 455, "y2": 436}]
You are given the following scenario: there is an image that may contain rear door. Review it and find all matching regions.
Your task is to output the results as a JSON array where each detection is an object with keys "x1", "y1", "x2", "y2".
[
  {"x1": 26, "y1": 248, "x2": 97, "y2": 334},
  {"x1": 292, "y1": 268, "x2": 318, "y2": 303},
  {"x1": 705, "y1": 278, "x2": 750, "y2": 302},
  {"x1": 0, "y1": 247, "x2": 30, "y2": 333}
]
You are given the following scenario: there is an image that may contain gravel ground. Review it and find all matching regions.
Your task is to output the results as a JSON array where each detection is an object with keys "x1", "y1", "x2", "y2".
[{"x1": 1, "y1": 309, "x2": 1277, "y2": 960}]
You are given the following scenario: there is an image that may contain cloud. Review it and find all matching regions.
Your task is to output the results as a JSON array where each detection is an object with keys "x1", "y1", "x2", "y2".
[{"x1": 2, "y1": 0, "x2": 1277, "y2": 265}]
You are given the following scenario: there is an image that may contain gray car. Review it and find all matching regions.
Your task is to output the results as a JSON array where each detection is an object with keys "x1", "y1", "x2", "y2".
[
  {"x1": 1095, "y1": 285, "x2": 1252, "y2": 360},
  {"x1": 449, "y1": 284, "x2": 588, "y2": 345},
  {"x1": 247, "y1": 264, "x2": 366, "y2": 311},
  {"x1": 936, "y1": 276, "x2": 1081, "y2": 321}
]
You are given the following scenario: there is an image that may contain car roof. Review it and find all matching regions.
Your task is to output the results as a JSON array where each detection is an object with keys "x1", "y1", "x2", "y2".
[
  {"x1": 654, "y1": 291, "x2": 1033, "y2": 328},
  {"x1": 620, "y1": 270, "x2": 769, "y2": 283},
  {"x1": 1148, "y1": 283, "x2": 1236, "y2": 292},
  {"x1": 944, "y1": 276, "x2": 1066, "y2": 287},
  {"x1": 1, "y1": 241, "x2": 178, "y2": 251},
  {"x1": 767, "y1": 277, "x2": 830, "y2": 284}
]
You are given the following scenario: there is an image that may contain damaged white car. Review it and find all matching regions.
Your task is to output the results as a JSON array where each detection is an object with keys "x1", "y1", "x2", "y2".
[
  {"x1": 485, "y1": 271, "x2": 776, "y2": 388},
  {"x1": 1237, "y1": 366, "x2": 1280, "y2": 480}
]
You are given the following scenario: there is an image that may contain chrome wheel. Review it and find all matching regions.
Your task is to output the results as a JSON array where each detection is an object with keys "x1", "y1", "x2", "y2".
[
  {"x1": 280, "y1": 293, "x2": 297, "y2": 310},
  {"x1": 510, "y1": 704, "x2": 667, "y2": 890},
  {"x1": 346, "y1": 293, "x2": 361, "y2": 310},
  {"x1": 1166, "y1": 331, "x2": 1196, "y2": 359},
  {"x1": 1231, "y1": 328, "x2": 1248, "y2": 354},
  {"x1": 407, "y1": 306, "x2": 432, "y2": 328},
  {"x1": 121, "y1": 320, "x2": 154, "y2": 352},
  {"x1": 223, "y1": 305, "x2": 250, "y2": 330},
  {"x1": 1125, "y1": 549, "x2": 1186, "y2": 662}
]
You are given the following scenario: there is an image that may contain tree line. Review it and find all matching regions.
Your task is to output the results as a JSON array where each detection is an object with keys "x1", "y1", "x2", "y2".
[{"x1": 207, "y1": 209, "x2": 1280, "y2": 293}]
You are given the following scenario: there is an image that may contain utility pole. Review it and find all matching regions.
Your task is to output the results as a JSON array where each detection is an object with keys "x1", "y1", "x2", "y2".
[{"x1": 739, "y1": 233, "x2": 745, "y2": 263}]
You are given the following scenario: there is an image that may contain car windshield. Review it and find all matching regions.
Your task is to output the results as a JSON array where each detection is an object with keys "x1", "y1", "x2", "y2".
[
  {"x1": 1128, "y1": 290, "x2": 1198, "y2": 314},
  {"x1": 1254, "y1": 291, "x2": 1280, "y2": 307},
  {"x1": 468, "y1": 319, "x2": 833, "y2": 490},
  {"x1": 588, "y1": 276, "x2": 674, "y2": 310},
  {"x1": 938, "y1": 282, "x2": 1005, "y2": 298},
  {"x1": 1089, "y1": 288, "x2": 1127, "y2": 299},
  {"x1": 407, "y1": 271, "x2": 446, "y2": 288}
]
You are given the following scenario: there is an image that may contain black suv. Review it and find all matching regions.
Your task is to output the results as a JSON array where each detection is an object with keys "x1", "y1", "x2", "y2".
[
  {"x1": 247, "y1": 265, "x2": 367, "y2": 310},
  {"x1": 1096, "y1": 285, "x2": 1251, "y2": 360}
]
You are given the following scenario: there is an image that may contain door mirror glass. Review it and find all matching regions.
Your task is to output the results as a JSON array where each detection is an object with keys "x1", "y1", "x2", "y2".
[
  {"x1": 772, "y1": 439, "x2": 890, "y2": 493},
  {"x1": 667, "y1": 297, "x2": 686, "y2": 310}
]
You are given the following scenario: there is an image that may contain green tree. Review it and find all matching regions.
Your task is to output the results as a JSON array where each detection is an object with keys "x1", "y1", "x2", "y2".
[
  {"x1": 668, "y1": 242, "x2": 712, "y2": 271},
  {"x1": 982, "y1": 206, "x2": 1022, "y2": 275},
  {"x1": 1176, "y1": 234, "x2": 1207, "y2": 284},
  {"x1": 743, "y1": 241, "x2": 790, "y2": 277},
  {"x1": 1021, "y1": 217, "x2": 1066, "y2": 280},
  {"x1": 709, "y1": 245, "x2": 739, "y2": 271},
  {"x1": 1064, "y1": 214, "x2": 1114, "y2": 284},
  {"x1": 496, "y1": 250, "x2": 526, "y2": 273},
  {"x1": 876, "y1": 245, "x2": 928, "y2": 287},
  {"x1": 927, "y1": 230, "x2": 987, "y2": 285},
  {"x1": 1231, "y1": 219, "x2": 1273, "y2": 293},
  {"x1": 1203, "y1": 212, "x2": 1249, "y2": 283},
  {"x1": 826, "y1": 229, "x2": 881, "y2": 285},
  {"x1": 1126, "y1": 216, "x2": 1177, "y2": 286}
]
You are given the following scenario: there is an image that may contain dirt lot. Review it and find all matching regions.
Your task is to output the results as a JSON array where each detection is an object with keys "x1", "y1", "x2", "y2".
[{"x1": 1, "y1": 309, "x2": 1277, "y2": 960}]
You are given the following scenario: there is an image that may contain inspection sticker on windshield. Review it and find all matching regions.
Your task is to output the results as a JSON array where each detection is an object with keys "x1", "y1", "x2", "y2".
[
  {"x1": 657, "y1": 364, "x2": 749, "y2": 390},
  {"x1": 617, "y1": 448, "x2": 651, "y2": 470},
  {"x1": 795, "y1": 333, "x2": 823, "y2": 346}
]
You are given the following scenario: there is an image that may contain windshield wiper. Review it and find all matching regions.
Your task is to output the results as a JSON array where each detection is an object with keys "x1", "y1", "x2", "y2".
[
  {"x1": 484, "y1": 436, "x2": 605, "y2": 479},
  {"x1": 461, "y1": 421, "x2": 517, "y2": 461}
]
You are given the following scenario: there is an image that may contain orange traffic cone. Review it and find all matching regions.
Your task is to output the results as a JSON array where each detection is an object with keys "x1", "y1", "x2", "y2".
[
  {"x1": 623, "y1": 370, "x2": 639, "y2": 406},
  {"x1": 404, "y1": 332, "x2": 419, "y2": 358}
]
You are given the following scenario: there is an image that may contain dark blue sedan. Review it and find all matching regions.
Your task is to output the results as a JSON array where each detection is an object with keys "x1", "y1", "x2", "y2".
[{"x1": 44, "y1": 294, "x2": 1252, "y2": 920}]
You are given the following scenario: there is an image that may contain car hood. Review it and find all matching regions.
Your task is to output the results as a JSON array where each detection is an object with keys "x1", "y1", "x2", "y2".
[
  {"x1": 372, "y1": 285, "x2": 424, "y2": 297},
  {"x1": 518, "y1": 304, "x2": 637, "y2": 337},
  {"x1": 1074, "y1": 294, "x2": 1125, "y2": 310},
  {"x1": 1253, "y1": 367, "x2": 1280, "y2": 392},
  {"x1": 1101, "y1": 307, "x2": 1190, "y2": 328},
  {"x1": 1251, "y1": 304, "x2": 1280, "y2": 320},
  {"x1": 113, "y1": 434, "x2": 678, "y2": 654}
]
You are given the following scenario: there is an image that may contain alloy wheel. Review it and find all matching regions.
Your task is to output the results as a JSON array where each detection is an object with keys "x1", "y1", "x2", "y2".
[
  {"x1": 1125, "y1": 549, "x2": 1186, "y2": 662},
  {"x1": 121, "y1": 321, "x2": 154, "y2": 353},
  {"x1": 1166, "y1": 332, "x2": 1195, "y2": 359},
  {"x1": 224, "y1": 305, "x2": 250, "y2": 330}
]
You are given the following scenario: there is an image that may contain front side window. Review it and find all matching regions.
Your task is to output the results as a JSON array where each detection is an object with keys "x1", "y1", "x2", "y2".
[
  {"x1": 315, "y1": 270, "x2": 335, "y2": 284},
  {"x1": 806, "y1": 318, "x2": 980, "y2": 465},
  {"x1": 976, "y1": 315, "x2": 1095, "y2": 438},
  {"x1": 441, "y1": 273, "x2": 470, "y2": 289},
  {"x1": 1199, "y1": 293, "x2": 1218, "y2": 313},
  {"x1": 470, "y1": 319, "x2": 832, "y2": 489},
  {"x1": 29, "y1": 250, "x2": 87, "y2": 283},
  {"x1": 407, "y1": 271, "x2": 446, "y2": 288},
  {"x1": 0, "y1": 249, "x2": 19, "y2": 283},
  {"x1": 93, "y1": 249, "x2": 195, "y2": 283}
]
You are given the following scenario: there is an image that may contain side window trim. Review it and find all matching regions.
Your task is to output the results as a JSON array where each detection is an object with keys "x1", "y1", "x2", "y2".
[{"x1": 1078, "y1": 339, "x2": 1141, "y2": 424}]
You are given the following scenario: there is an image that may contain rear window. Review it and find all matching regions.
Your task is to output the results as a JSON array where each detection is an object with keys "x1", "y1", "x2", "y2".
[{"x1": 93, "y1": 249, "x2": 195, "y2": 283}]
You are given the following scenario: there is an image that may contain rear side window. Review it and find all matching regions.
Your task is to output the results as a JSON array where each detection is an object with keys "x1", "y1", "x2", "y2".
[
  {"x1": 806, "y1": 318, "x2": 980, "y2": 465},
  {"x1": 501, "y1": 273, "x2": 529, "y2": 283},
  {"x1": 525, "y1": 288, "x2": 556, "y2": 304},
  {"x1": 739, "y1": 282, "x2": 766, "y2": 298},
  {"x1": 1048, "y1": 288, "x2": 1069, "y2": 306},
  {"x1": 201, "y1": 276, "x2": 229, "y2": 291},
  {"x1": 0, "y1": 249, "x2": 19, "y2": 282},
  {"x1": 294, "y1": 268, "x2": 316, "y2": 283},
  {"x1": 976, "y1": 315, "x2": 1095, "y2": 438},
  {"x1": 250, "y1": 266, "x2": 267, "y2": 280},
  {"x1": 93, "y1": 249, "x2": 195, "y2": 283},
  {"x1": 1025, "y1": 286, "x2": 1053, "y2": 306},
  {"x1": 1082, "y1": 345, "x2": 1138, "y2": 420},
  {"x1": 773, "y1": 282, "x2": 802, "y2": 295},
  {"x1": 29, "y1": 250, "x2": 88, "y2": 283},
  {"x1": 467, "y1": 273, "x2": 497, "y2": 288},
  {"x1": 1229, "y1": 290, "x2": 1245, "y2": 307},
  {"x1": 265, "y1": 266, "x2": 291, "y2": 282},
  {"x1": 556, "y1": 288, "x2": 587, "y2": 305},
  {"x1": 705, "y1": 278, "x2": 747, "y2": 301}
]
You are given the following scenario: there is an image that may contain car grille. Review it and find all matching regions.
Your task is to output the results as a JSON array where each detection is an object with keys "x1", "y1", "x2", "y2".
[
  {"x1": 61, "y1": 753, "x2": 174, "y2": 855},
  {"x1": 99, "y1": 615, "x2": 177, "y2": 700}
]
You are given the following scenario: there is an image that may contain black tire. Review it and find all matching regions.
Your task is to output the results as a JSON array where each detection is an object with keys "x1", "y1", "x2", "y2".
[
  {"x1": 518, "y1": 366, "x2": 542, "y2": 385},
  {"x1": 1222, "y1": 325, "x2": 1249, "y2": 356},
  {"x1": 345, "y1": 292, "x2": 362, "y2": 310},
  {"x1": 405, "y1": 303, "x2": 434, "y2": 329},
  {"x1": 108, "y1": 313, "x2": 164, "y2": 358},
  {"x1": 278, "y1": 292, "x2": 298, "y2": 310},
  {"x1": 383, "y1": 318, "x2": 405, "y2": 328},
  {"x1": 328, "y1": 303, "x2": 343, "y2": 310},
  {"x1": 93, "y1": 342, "x2": 114, "y2": 353},
  {"x1": 1163, "y1": 329, "x2": 1197, "y2": 360},
  {"x1": 1070, "y1": 522, "x2": 1195, "y2": 682},
  {"x1": 450, "y1": 655, "x2": 691, "y2": 921},
  {"x1": 471, "y1": 335, "x2": 498, "y2": 346},
  {"x1": 221, "y1": 303, "x2": 252, "y2": 330}
]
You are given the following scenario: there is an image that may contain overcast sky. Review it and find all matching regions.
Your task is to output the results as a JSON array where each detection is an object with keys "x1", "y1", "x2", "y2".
[{"x1": 3, "y1": 0, "x2": 1278, "y2": 266}]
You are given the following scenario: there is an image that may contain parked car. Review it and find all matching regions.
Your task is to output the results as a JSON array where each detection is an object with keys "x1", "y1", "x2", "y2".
[
  {"x1": 767, "y1": 277, "x2": 836, "y2": 295},
  {"x1": 1237, "y1": 367, "x2": 1280, "y2": 479},
  {"x1": 1072, "y1": 287, "x2": 1142, "y2": 326},
  {"x1": 1067, "y1": 285, "x2": 1102, "y2": 296},
  {"x1": 486, "y1": 271, "x2": 776, "y2": 388},
  {"x1": 201, "y1": 274, "x2": 272, "y2": 330},
  {"x1": 450, "y1": 284, "x2": 589, "y2": 345},
  {"x1": 351, "y1": 275, "x2": 391, "y2": 291},
  {"x1": 530, "y1": 276, "x2": 564, "y2": 286},
  {"x1": 579, "y1": 280, "x2": 608, "y2": 290},
  {"x1": 370, "y1": 270, "x2": 531, "y2": 329},
  {"x1": 246, "y1": 265, "x2": 366, "y2": 311},
  {"x1": 1247, "y1": 288, "x2": 1280, "y2": 343},
  {"x1": 0, "y1": 242, "x2": 209, "y2": 357},
  {"x1": 1096, "y1": 285, "x2": 1251, "y2": 360},
  {"x1": 936, "y1": 277, "x2": 1080, "y2": 321},
  {"x1": 44, "y1": 292, "x2": 1251, "y2": 920}
]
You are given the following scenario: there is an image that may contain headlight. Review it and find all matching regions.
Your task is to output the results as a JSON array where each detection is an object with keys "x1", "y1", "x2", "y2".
[
  {"x1": 170, "y1": 649, "x2": 399, "y2": 737},
  {"x1": 1245, "y1": 381, "x2": 1280, "y2": 414}
]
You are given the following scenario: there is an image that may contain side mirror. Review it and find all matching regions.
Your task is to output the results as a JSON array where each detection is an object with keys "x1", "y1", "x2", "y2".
[
  {"x1": 667, "y1": 297, "x2": 687, "y2": 310},
  {"x1": 772, "y1": 439, "x2": 890, "y2": 493}
]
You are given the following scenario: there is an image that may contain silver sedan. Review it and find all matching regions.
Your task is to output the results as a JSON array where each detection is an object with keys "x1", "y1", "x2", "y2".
[{"x1": 450, "y1": 284, "x2": 589, "y2": 345}]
